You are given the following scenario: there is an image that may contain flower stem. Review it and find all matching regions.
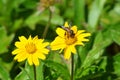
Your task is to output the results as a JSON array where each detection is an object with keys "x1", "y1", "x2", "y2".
[
  {"x1": 71, "y1": 53, "x2": 74, "y2": 80},
  {"x1": 33, "y1": 65, "x2": 37, "y2": 80},
  {"x1": 42, "y1": 8, "x2": 52, "y2": 38}
]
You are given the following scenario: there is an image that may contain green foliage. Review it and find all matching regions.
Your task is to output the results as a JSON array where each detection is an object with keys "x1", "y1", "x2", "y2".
[
  {"x1": 110, "y1": 24, "x2": 120, "y2": 45},
  {"x1": 73, "y1": 0, "x2": 85, "y2": 28},
  {"x1": 25, "y1": 11, "x2": 64, "y2": 30},
  {"x1": 0, "y1": 27, "x2": 14, "y2": 53},
  {"x1": 45, "y1": 60, "x2": 70, "y2": 80},
  {"x1": 15, "y1": 61, "x2": 43, "y2": 80},
  {"x1": 113, "y1": 53, "x2": 120, "y2": 77},
  {"x1": 88, "y1": 0, "x2": 106, "y2": 32},
  {"x1": 0, "y1": 64, "x2": 11, "y2": 80},
  {"x1": 0, "y1": 0, "x2": 120, "y2": 80}
]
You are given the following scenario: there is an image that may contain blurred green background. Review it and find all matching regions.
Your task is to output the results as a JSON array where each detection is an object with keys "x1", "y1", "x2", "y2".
[{"x1": 0, "y1": 0, "x2": 120, "y2": 80}]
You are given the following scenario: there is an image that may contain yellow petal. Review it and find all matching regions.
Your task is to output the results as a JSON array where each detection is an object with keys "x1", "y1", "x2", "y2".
[
  {"x1": 27, "y1": 54, "x2": 33, "y2": 65},
  {"x1": 17, "y1": 53, "x2": 28, "y2": 62},
  {"x1": 42, "y1": 42, "x2": 49, "y2": 48},
  {"x1": 36, "y1": 52, "x2": 46, "y2": 60},
  {"x1": 76, "y1": 30, "x2": 85, "y2": 36},
  {"x1": 64, "y1": 22, "x2": 69, "y2": 27},
  {"x1": 51, "y1": 37, "x2": 66, "y2": 50},
  {"x1": 37, "y1": 39, "x2": 44, "y2": 46},
  {"x1": 12, "y1": 49, "x2": 20, "y2": 55},
  {"x1": 15, "y1": 42, "x2": 25, "y2": 48},
  {"x1": 80, "y1": 33, "x2": 91, "y2": 37},
  {"x1": 33, "y1": 54, "x2": 39, "y2": 66},
  {"x1": 75, "y1": 41, "x2": 84, "y2": 46},
  {"x1": 70, "y1": 45, "x2": 76, "y2": 54},
  {"x1": 71, "y1": 26, "x2": 77, "y2": 33},
  {"x1": 42, "y1": 49, "x2": 49, "y2": 54},
  {"x1": 82, "y1": 39, "x2": 89, "y2": 42},
  {"x1": 51, "y1": 44, "x2": 66, "y2": 50},
  {"x1": 33, "y1": 36, "x2": 38, "y2": 41},
  {"x1": 38, "y1": 39, "x2": 44, "y2": 43},
  {"x1": 28, "y1": 35, "x2": 32, "y2": 41},
  {"x1": 37, "y1": 42, "x2": 49, "y2": 52},
  {"x1": 14, "y1": 53, "x2": 24, "y2": 60},
  {"x1": 64, "y1": 47, "x2": 71, "y2": 60},
  {"x1": 77, "y1": 33, "x2": 91, "y2": 41},
  {"x1": 56, "y1": 28, "x2": 65, "y2": 38},
  {"x1": 19, "y1": 36, "x2": 27, "y2": 42},
  {"x1": 14, "y1": 54, "x2": 19, "y2": 60}
]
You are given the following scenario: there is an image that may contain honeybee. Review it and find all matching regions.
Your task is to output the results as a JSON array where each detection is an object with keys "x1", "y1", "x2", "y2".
[{"x1": 61, "y1": 26, "x2": 75, "y2": 38}]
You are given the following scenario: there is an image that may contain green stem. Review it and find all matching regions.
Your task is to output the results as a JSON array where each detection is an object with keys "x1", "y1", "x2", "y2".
[
  {"x1": 71, "y1": 54, "x2": 74, "y2": 80},
  {"x1": 33, "y1": 65, "x2": 36, "y2": 80},
  {"x1": 42, "y1": 8, "x2": 52, "y2": 38}
]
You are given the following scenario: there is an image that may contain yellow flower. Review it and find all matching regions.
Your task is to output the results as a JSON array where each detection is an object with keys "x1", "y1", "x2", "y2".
[
  {"x1": 51, "y1": 22, "x2": 91, "y2": 60},
  {"x1": 12, "y1": 36, "x2": 49, "y2": 66}
]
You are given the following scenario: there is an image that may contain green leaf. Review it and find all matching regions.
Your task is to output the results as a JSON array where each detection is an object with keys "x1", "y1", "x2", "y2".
[
  {"x1": 45, "y1": 60, "x2": 70, "y2": 80},
  {"x1": 98, "y1": 57, "x2": 107, "y2": 71},
  {"x1": 15, "y1": 61, "x2": 44, "y2": 80},
  {"x1": 11, "y1": 19, "x2": 23, "y2": 32},
  {"x1": 82, "y1": 32, "x2": 104, "y2": 69},
  {"x1": 51, "y1": 14, "x2": 64, "y2": 26},
  {"x1": 76, "y1": 31, "x2": 112, "y2": 78},
  {"x1": 102, "y1": 28, "x2": 113, "y2": 47},
  {"x1": 64, "y1": 8, "x2": 74, "y2": 20},
  {"x1": 77, "y1": 34, "x2": 94, "y2": 66},
  {"x1": 75, "y1": 57, "x2": 107, "y2": 79},
  {"x1": 113, "y1": 53, "x2": 120, "y2": 76},
  {"x1": 105, "y1": 4, "x2": 120, "y2": 25},
  {"x1": 0, "y1": 64, "x2": 11, "y2": 80},
  {"x1": 0, "y1": 0, "x2": 4, "y2": 14},
  {"x1": 25, "y1": 11, "x2": 41, "y2": 30},
  {"x1": 48, "y1": 51, "x2": 64, "y2": 64},
  {"x1": 110, "y1": 24, "x2": 120, "y2": 45},
  {"x1": 73, "y1": 0, "x2": 85, "y2": 28},
  {"x1": 22, "y1": 0, "x2": 37, "y2": 9},
  {"x1": 13, "y1": 0, "x2": 26, "y2": 9},
  {"x1": 25, "y1": 61, "x2": 44, "y2": 80},
  {"x1": 0, "y1": 26, "x2": 14, "y2": 53},
  {"x1": 25, "y1": 62, "x2": 34, "y2": 80},
  {"x1": 77, "y1": 66, "x2": 105, "y2": 80},
  {"x1": 36, "y1": 62, "x2": 44, "y2": 80},
  {"x1": 25, "y1": 11, "x2": 64, "y2": 30},
  {"x1": 15, "y1": 67, "x2": 29, "y2": 80},
  {"x1": 88, "y1": 0, "x2": 106, "y2": 32},
  {"x1": 114, "y1": 4, "x2": 120, "y2": 15}
]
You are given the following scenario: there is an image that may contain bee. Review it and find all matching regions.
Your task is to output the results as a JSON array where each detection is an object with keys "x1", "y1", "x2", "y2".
[{"x1": 61, "y1": 26, "x2": 75, "y2": 38}]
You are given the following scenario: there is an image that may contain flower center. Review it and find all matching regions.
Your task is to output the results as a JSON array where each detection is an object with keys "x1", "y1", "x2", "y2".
[
  {"x1": 65, "y1": 30, "x2": 77, "y2": 45},
  {"x1": 25, "y1": 42, "x2": 37, "y2": 54}
]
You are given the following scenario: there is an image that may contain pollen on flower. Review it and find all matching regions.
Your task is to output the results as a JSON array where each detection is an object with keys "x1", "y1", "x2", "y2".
[
  {"x1": 65, "y1": 37, "x2": 77, "y2": 45},
  {"x1": 25, "y1": 42, "x2": 37, "y2": 54},
  {"x1": 65, "y1": 31, "x2": 77, "y2": 45}
]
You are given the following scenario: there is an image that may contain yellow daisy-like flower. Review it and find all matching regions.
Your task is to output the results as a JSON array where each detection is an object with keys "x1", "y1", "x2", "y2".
[
  {"x1": 12, "y1": 36, "x2": 49, "y2": 66},
  {"x1": 51, "y1": 22, "x2": 91, "y2": 60}
]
